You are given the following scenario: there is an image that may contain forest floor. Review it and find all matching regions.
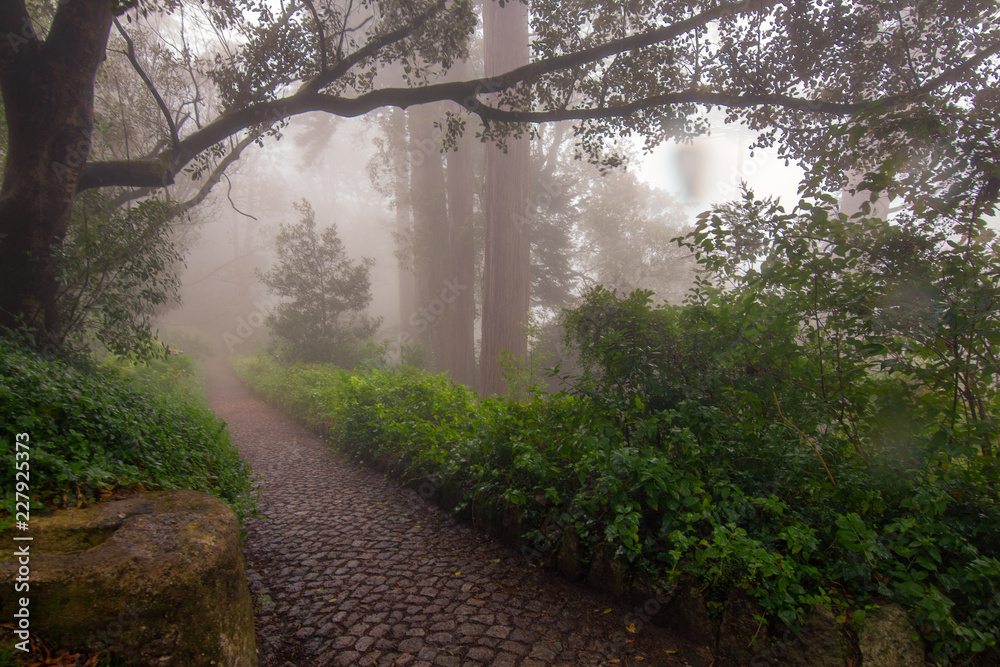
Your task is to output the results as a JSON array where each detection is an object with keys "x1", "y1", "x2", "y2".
[{"x1": 203, "y1": 358, "x2": 718, "y2": 667}]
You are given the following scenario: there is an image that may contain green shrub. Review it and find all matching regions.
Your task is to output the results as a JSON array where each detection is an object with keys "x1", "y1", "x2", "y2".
[
  {"x1": 0, "y1": 338, "x2": 257, "y2": 523},
  {"x1": 234, "y1": 191, "x2": 1000, "y2": 667}
]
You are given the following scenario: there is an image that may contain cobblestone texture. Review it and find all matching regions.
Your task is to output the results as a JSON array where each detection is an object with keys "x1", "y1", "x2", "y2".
[{"x1": 205, "y1": 361, "x2": 701, "y2": 666}]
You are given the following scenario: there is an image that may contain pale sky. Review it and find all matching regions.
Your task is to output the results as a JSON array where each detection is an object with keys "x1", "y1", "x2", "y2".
[{"x1": 636, "y1": 125, "x2": 806, "y2": 220}]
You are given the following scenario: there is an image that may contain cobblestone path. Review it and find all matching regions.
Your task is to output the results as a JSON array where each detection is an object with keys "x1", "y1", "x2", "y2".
[{"x1": 205, "y1": 361, "x2": 699, "y2": 667}]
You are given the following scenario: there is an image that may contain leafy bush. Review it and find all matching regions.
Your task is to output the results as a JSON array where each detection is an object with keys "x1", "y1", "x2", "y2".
[
  {"x1": 0, "y1": 338, "x2": 257, "y2": 523},
  {"x1": 556, "y1": 185, "x2": 1000, "y2": 660},
  {"x1": 234, "y1": 188, "x2": 1000, "y2": 662},
  {"x1": 235, "y1": 351, "x2": 999, "y2": 662},
  {"x1": 59, "y1": 192, "x2": 183, "y2": 360}
]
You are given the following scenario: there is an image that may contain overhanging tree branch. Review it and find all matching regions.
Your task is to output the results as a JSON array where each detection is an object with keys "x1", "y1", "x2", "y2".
[
  {"x1": 472, "y1": 90, "x2": 882, "y2": 123},
  {"x1": 485, "y1": 0, "x2": 779, "y2": 90},
  {"x1": 176, "y1": 127, "x2": 268, "y2": 214},
  {"x1": 108, "y1": 125, "x2": 267, "y2": 211},
  {"x1": 76, "y1": 1, "x2": 999, "y2": 194},
  {"x1": 71, "y1": 82, "x2": 908, "y2": 192},
  {"x1": 911, "y1": 40, "x2": 1000, "y2": 98}
]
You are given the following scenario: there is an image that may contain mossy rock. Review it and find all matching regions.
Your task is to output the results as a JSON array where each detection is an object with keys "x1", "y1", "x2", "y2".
[
  {"x1": 778, "y1": 605, "x2": 847, "y2": 667},
  {"x1": 658, "y1": 576, "x2": 716, "y2": 649},
  {"x1": 0, "y1": 490, "x2": 257, "y2": 666},
  {"x1": 717, "y1": 587, "x2": 768, "y2": 663},
  {"x1": 858, "y1": 604, "x2": 924, "y2": 666},
  {"x1": 586, "y1": 543, "x2": 628, "y2": 598}
]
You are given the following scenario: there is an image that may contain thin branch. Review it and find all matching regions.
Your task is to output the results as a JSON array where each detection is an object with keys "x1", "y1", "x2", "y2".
[
  {"x1": 176, "y1": 126, "x2": 269, "y2": 214},
  {"x1": 186, "y1": 6, "x2": 223, "y2": 129},
  {"x1": 302, "y1": 0, "x2": 329, "y2": 71},
  {"x1": 344, "y1": 15, "x2": 373, "y2": 36},
  {"x1": 774, "y1": 392, "x2": 837, "y2": 486},
  {"x1": 112, "y1": 72, "x2": 132, "y2": 161},
  {"x1": 223, "y1": 173, "x2": 258, "y2": 220},
  {"x1": 140, "y1": 137, "x2": 170, "y2": 161},
  {"x1": 911, "y1": 39, "x2": 1000, "y2": 98},
  {"x1": 334, "y1": 0, "x2": 354, "y2": 61},
  {"x1": 113, "y1": 15, "x2": 179, "y2": 150},
  {"x1": 895, "y1": 9, "x2": 924, "y2": 89}
]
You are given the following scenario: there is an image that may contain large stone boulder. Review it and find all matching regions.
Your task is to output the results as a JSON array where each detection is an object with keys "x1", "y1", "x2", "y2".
[{"x1": 0, "y1": 490, "x2": 257, "y2": 666}]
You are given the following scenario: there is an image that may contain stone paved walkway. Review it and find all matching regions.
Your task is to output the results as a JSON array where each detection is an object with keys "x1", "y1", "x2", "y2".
[{"x1": 205, "y1": 360, "x2": 700, "y2": 667}]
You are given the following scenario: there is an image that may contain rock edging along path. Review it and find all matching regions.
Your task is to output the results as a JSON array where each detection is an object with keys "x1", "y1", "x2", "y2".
[{"x1": 204, "y1": 359, "x2": 704, "y2": 667}]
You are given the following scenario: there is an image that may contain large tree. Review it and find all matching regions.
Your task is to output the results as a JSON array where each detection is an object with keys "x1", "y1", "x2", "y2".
[
  {"x1": 407, "y1": 102, "x2": 451, "y2": 368},
  {"x1": 2, "y1": 0, "x2": 998, "y2": 369},
  {"x1": 443, "y1": 56, "x2": 478, "y2": 389},
  {"x1": 479, "y1": 0, "x2": 532, "y2": 396}
]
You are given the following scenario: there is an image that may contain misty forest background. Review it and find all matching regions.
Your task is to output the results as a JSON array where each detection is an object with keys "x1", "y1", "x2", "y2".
[{"x1": 2, "y1": 0, "x2": 1000, "y2": 664}]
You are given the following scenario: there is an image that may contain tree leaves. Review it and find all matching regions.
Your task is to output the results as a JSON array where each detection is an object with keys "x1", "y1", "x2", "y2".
[{"x1": 257, "y1": 198, "x2": 381, "y2": 366}]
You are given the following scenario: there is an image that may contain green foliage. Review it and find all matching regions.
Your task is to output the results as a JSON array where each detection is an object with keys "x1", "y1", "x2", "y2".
[
  {"x1": 235, "y1": 179, "x2": 1000, "y2": 662},
  {"x1": 400, "y1": 341, "x2": 429, "y2": 370},
  {"x1": 498, "y1": 317, "x2": 552, "y2": 403},
  {"x1": 237, "y1": 351, "x2": 1000, "y2": 662},
  {"x1": 0, "y1": 337, "x2": 257, "y2": 524},
  {"x1": 676, "y1": 184, "x2": 1000, "y2": 461},
  {"x1": 257, "y1": 199, "x2": 382, "y2": 366},
  {"x1": 58, "y1": 191, "x2": 184, "y2": 361}
]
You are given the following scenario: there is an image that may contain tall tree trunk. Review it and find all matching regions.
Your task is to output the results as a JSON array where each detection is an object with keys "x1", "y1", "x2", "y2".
[
  {"x1": 0, "y1": 2, "x2": 113, "y2": 350},
  {"x1": 480, "y1": 0, "x2": 531, "y2": 396},
  {"x1": 445, "y1": 58, "x2": 477, "y2": 387},
  {"x1": 407, "y1": 103, "x2": 450, "y2": 370},
  {"x1": 391, "y1": 108, "x2": 417, "y2": 342}
]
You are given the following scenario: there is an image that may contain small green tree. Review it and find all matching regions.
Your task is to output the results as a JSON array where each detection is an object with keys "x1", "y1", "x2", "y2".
[{"x1": 258, "y1": 199, "x2": 381, "y2": 366}]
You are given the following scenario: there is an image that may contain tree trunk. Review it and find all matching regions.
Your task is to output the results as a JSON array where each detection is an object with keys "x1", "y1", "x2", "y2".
[
  {"x1": 407, "y1": 103, "x2": 450, "y2": 371},
  {"x1": 445, "y1": 59, "x2": 477, "y2": 387},
  {"x1": 480, "y1": 0, "x2": 531, "y2": 396},
  {"x1": 0, "y1": 2, "x2": 113, "y2": 350},
  {"x1": 392, "y1": 108, "x2": 417, "y2": 343}
]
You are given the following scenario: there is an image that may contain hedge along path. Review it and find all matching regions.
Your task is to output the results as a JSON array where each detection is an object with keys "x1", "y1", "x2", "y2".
[{"x1": 203, "y1": 360, "x2": 706, "y2": 667}]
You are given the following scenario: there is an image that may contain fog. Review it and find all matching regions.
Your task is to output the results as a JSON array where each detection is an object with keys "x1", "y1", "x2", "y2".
[
  {"x1": 134, "y1": 2, "x2": 993, "y2": 390},
  {"x1": 158, "y1": 105, "x2": 807, "y2": 361},
  {"x1": 157, "y1": 116, "x2": 787, "y2": 365},
  {"x1": 159, "y1": 113, "x2": 401, "y2": 355}
]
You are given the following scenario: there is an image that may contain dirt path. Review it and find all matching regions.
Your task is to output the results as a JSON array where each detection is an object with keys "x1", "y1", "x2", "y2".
[{"x1": 204, "y1": 359, "x2": 702, "y2": 667}]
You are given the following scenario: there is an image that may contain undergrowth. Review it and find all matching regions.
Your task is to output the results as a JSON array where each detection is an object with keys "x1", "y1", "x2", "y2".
[
  {"x1": 235, "y1": 190, "x2": 1000, "y2": 664},
  {"x1": 0, "y1": 338, "x2": 257, "y2": 524}
]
